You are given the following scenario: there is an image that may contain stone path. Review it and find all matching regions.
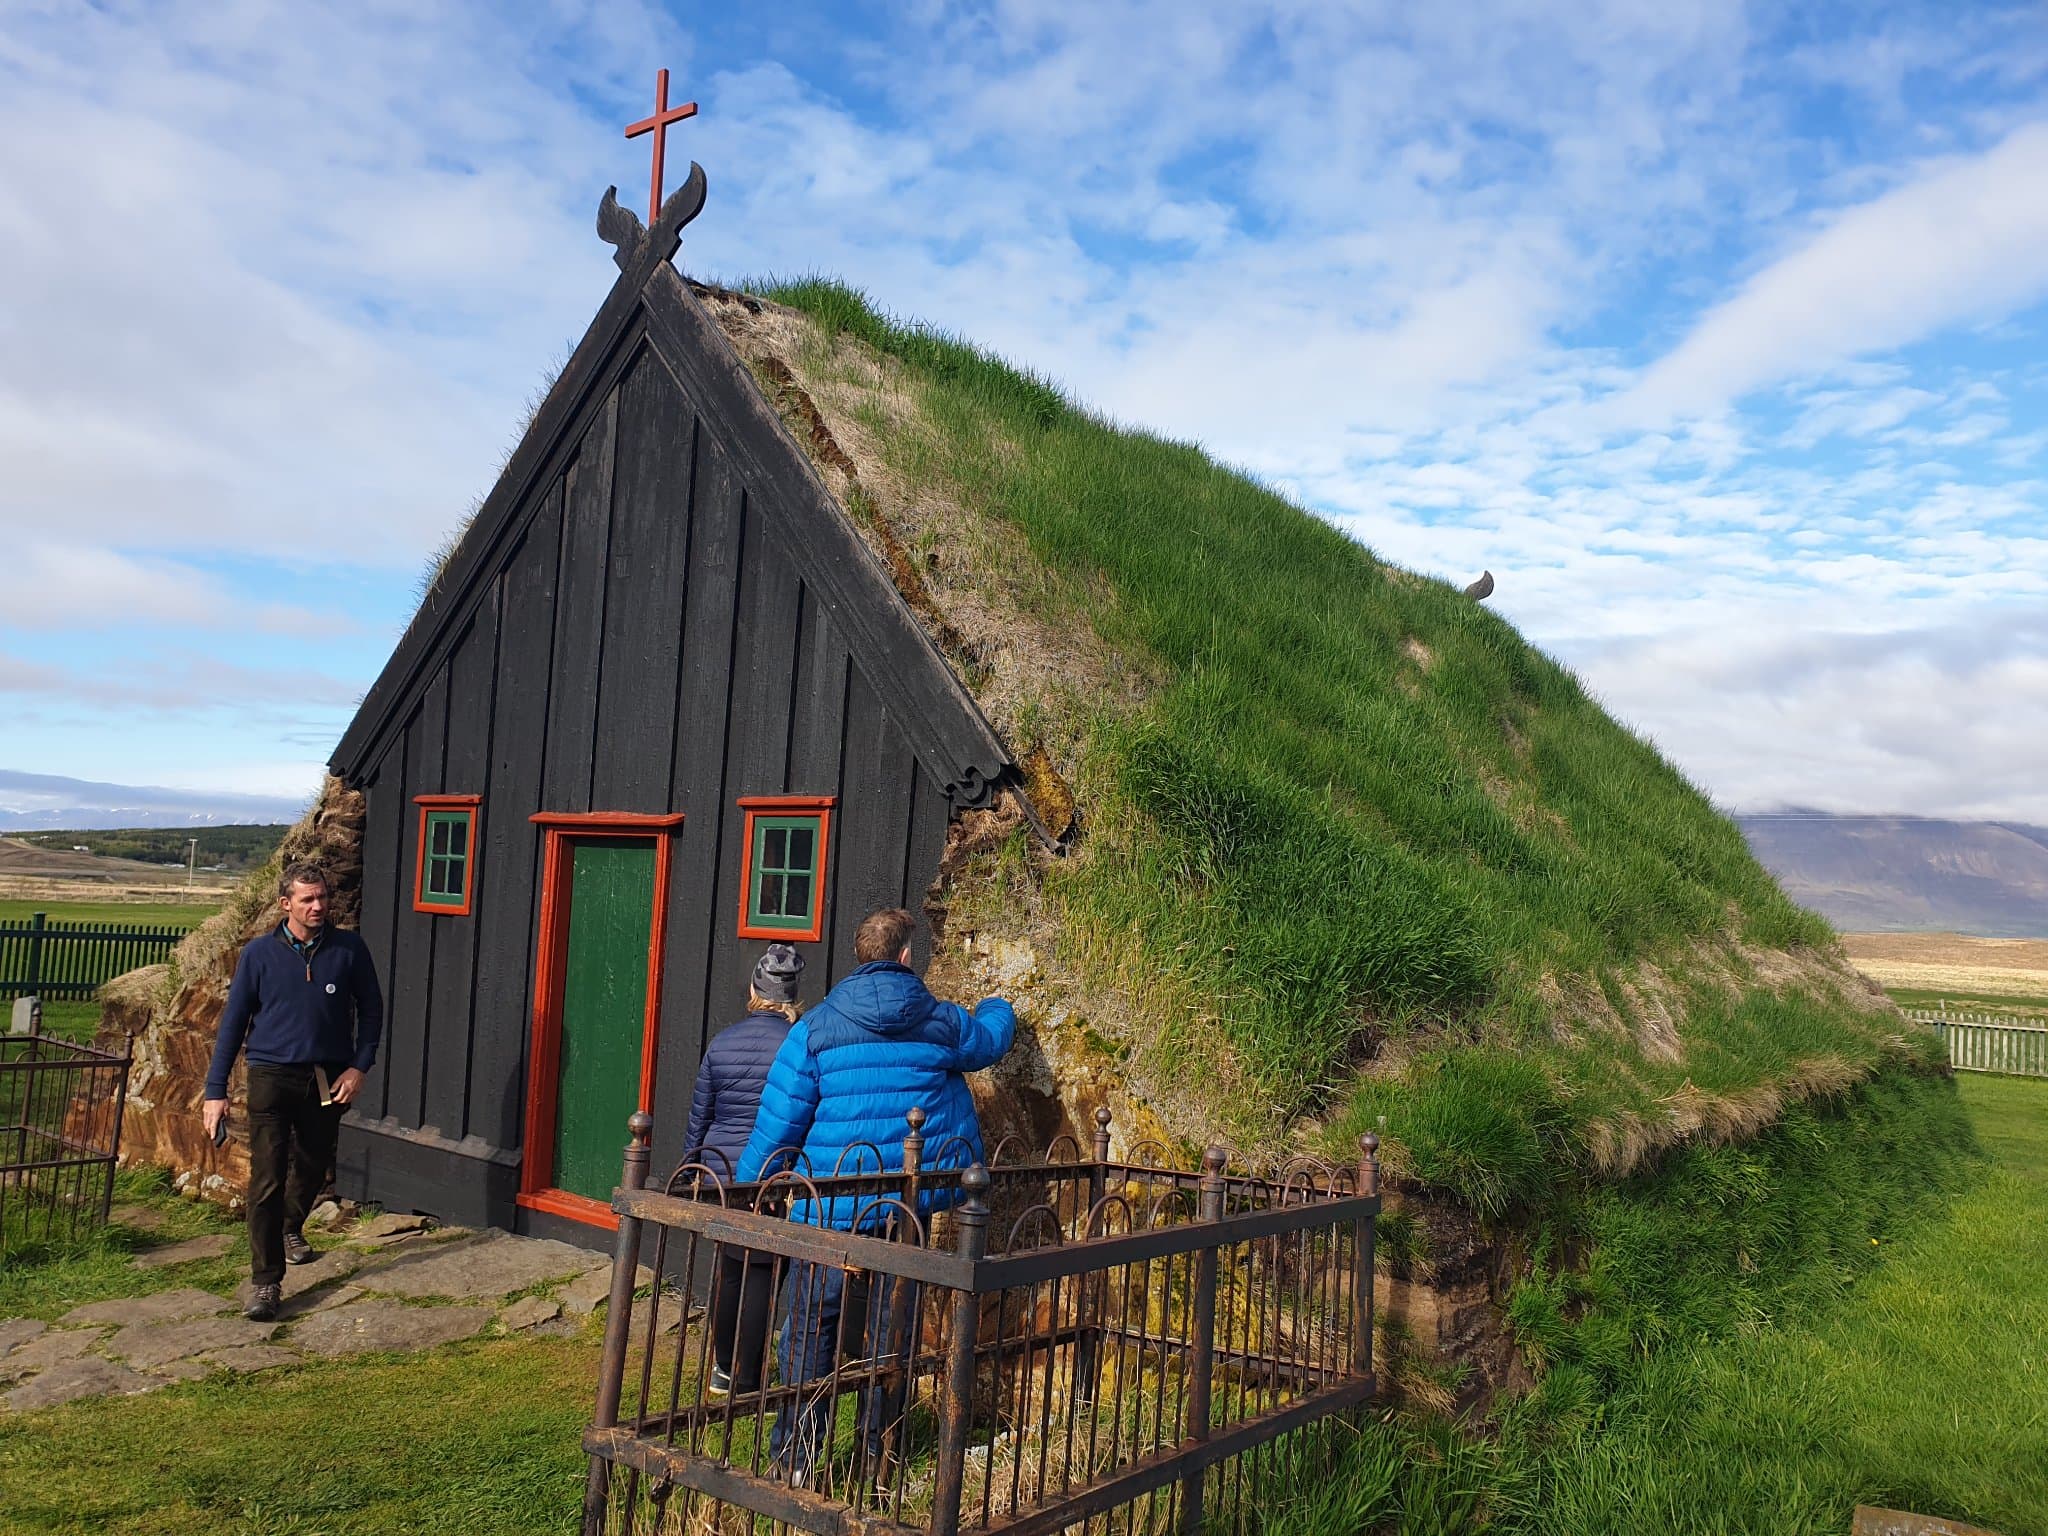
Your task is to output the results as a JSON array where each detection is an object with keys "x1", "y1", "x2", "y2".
[{"x1": 0, "y1": 1213, "x2": 618, "y2": 1414}]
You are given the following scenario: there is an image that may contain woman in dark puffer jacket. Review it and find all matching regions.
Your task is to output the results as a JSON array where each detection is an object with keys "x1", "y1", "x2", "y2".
[{"x1": 682, "y1": 943, "x2": 804, "y2": 1394}]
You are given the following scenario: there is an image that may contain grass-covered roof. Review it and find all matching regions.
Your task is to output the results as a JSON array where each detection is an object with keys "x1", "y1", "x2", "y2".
[{"x1": 703, "y1": 275, "x2": 1931, "y2": 1214}]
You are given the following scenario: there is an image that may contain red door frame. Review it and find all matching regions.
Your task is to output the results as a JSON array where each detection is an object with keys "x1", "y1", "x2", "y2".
[{"x1": 518, "y1": 811, "x2": 685, "y2": 1229}]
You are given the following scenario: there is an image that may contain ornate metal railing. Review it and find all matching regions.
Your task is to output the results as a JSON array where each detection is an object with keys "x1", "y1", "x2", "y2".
[
  {"x1": 0, "y1": 1017, "x2": 131, "y2": 1252},
  {"x1": 580, "y1": 1110, "x2": 1379, "y2": 1535}
]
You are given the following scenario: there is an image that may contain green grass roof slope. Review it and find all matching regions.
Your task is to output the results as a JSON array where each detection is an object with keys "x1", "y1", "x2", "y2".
[{"x1": 707, "y1": 276, "x2": 1933, "y2": 1216}]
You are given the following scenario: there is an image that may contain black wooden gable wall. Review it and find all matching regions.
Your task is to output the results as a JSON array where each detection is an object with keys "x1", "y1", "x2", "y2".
[{"x1": 334, "y1": 189, "x2": 1011, "y2": 1222}]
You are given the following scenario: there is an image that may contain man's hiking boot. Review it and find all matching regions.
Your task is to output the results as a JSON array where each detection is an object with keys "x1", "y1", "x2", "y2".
[
  {"x1": 708, "y1": 1365, "x2": 732, "y2": 1397},
  {"x1": 283, "y1": 1230, "x2": 315, "y2": 1265},
  {"x1": 245, "y1": 1283, "x2": 282, "y2": 1322}
]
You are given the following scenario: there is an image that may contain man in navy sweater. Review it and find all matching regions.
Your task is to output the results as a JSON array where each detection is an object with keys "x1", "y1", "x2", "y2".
[{"x1": 203, "y1": 862, "x2": 383, "y2": 1321}]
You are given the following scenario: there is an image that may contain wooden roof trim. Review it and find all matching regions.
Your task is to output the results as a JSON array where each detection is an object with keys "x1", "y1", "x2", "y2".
[
  {"x1": 329, "y1": 172, "x2": 707, "y2": 784},
  {"x1": 638, "y1": 262, "x2": 1012, "y2": 807}
]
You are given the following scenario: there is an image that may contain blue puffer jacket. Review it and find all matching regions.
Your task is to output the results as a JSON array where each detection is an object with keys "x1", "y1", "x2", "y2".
[
  {"x1": 681, "y1": 1010, "x2": 796, "y2": 1177},
  {"x1": 733, "y1": 962, "x2": 1016, "y2": 1228}
]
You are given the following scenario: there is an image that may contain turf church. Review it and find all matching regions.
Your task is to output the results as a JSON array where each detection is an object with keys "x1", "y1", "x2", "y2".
[{"x1": 327, "y1": 166, "x2": 1015, "y2": 1244}]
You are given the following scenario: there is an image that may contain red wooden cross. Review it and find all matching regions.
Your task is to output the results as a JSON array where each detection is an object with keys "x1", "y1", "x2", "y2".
[{"x1": 624, "y1": 68, "x2": 698, "y2": 225}]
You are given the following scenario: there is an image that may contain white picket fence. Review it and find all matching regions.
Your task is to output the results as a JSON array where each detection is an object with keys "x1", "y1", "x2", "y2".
[{"x1": 1905, "y1": 1009, "x2": 2048, "y2": 1079}]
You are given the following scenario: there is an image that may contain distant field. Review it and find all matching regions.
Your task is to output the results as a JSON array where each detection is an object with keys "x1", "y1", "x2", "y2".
[{"x1": 1841, "y1": 930, "x2": 2048, "y2": 1005}]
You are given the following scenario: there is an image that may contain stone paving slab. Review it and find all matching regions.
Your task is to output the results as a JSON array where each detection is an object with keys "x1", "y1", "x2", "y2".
[
  {"x1": 62, "y1": 1288, "x2": 231, "y2": 1328},
  {"x1": 356, "y1": 1231, "x2": 604, "y2": 1301},
  {"x1": 132, "y1": 1234, "x2": 235, "y2": 1270},
  {"x1": 152, "y1": 1358, "x2": 213, "y2": 1383},
  {"x1": 0, "y1": 1319, "x2": 48, "y2": 1357},
  {"x1": 202, "y1": 1344, "x2": 303, "y2": 1374},
  {"x1": 0, "y1": 1328, "x2": 105, "y2": 1384},
  {"x1": 108, "y1": 1204, "x2": 174, "y2": 1234},
  {"x1": 289, "y1": 1299, "x2": 492, "y2": 1357},
  {"x1": 347, "y1": 1211, "x2": 432, "y2": 1242},
  {"x1": 2, "y1": 1355, "x2": 162, "y2": 1413},
  {"x1": 107, "y1": 1316, "x2": 279, "y2": 1369},
  {"x1": 499, "y1": 1295, "x2": 561, "y2": 1331},
  {"x1": 233, "y1": 1246, "x2": 362, "y2": 1309},
  {"x1": 559, "y1": 1261, "x2": 654, "y2": 1316}
]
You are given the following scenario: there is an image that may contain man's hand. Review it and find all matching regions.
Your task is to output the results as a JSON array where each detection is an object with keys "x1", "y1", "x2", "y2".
[
  {"x1": 331, "y1": 1068, "x2": 365, "y2": 1105},
  {"x1": 202, "y1": 1098, "x2": 228, "y2": 1137}
]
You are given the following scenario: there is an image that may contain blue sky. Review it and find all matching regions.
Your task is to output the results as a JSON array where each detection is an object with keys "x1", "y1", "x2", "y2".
[{"x1": 2, "y1": 0, "x2": 2044, "y2": 820}]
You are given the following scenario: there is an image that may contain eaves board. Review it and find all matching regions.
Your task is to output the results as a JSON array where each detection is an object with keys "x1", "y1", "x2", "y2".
[
  {"x1": 637, "y1": 262, "x2": 1012, "y2": 807},
  {"x1": 329, "y1": 190, "x2": 696, "y2": 786}
]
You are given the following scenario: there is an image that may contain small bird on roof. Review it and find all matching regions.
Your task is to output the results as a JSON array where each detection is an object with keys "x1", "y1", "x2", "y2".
[{"x1": 1463, "y1": 571, "x2": 1494, "y2": 601}]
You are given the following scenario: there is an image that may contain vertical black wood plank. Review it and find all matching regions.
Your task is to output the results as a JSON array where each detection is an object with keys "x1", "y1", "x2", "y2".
[
  {"x1": 358, "y1": 745, "x2": 405, "y2": 1123},
  {"x1": 384, "y1": 677, "x2": 444, "y2": 1129},
  {"x1": 651, "y1": 426, "x2": 745, "y2": 1177},
  {"x1": 787, "y1": 590, "x2": 851, "y2": 978},
  {"x1": 828, "y1": 661, "x2": 917, "y2": 989},
  {"x1": 593, "y1": 348, "x2": 694, "y2": 811},
  {"x1": 419, "y1": 598, "x2": 498, "y2": 1137},
  {"x1": 540, "y1": 388, "x2": 619, "y2": 816},
  {"x1": 467, "y1": 488, "x2": 564, "y2": 1150},
  {"x1": 701, "y1": 489, "x2": 808, "y2": 1063},
  {"x1": 904, "y1": 761, "x2": 950, "y2": 974}
]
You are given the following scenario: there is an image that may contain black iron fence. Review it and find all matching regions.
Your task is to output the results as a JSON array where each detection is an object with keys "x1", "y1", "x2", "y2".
[
  {"x1": 582, "y1": 1109, "x2": 1380, "y2": 1536},
  {"x1": 0, "y1": 912, "x2": 193, "y2": 1001},
  {"x1": 0, "y1": 1016, "x2": 132, "y2": 1251}
]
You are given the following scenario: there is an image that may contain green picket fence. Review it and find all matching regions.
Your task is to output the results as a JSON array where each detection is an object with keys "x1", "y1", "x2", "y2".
[
  {"x1": 1907, "y1": 1009, "x2": 2048, "y2": 1079},
  {"x1": 0, "y1": 913, "x2": 193, "y2": 1002}
]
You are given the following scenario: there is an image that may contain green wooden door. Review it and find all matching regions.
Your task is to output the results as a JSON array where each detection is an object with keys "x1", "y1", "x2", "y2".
[{"x1": 552, "y1": 839, "x2": 657, "y2": 1201}]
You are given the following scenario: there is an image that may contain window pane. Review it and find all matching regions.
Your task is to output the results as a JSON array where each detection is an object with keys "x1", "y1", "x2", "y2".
[
  {"x1": 760, "y1": 872, "x2": 784, "y2": 916},
  {"x1": 765, "y1": 827, "x2": 787, "y2": 870},
  {"x1": 445, "y1": 853, "x2": 466, "y2": 893},
  {"x1": 788, "y1": 826, "x2": 814, "y2": 872},
  {"x1": 427, "y1": 859, "x2": 449, "y2": 898},
  {"x1": 431, "y1": 818, "x2": 450, "y2": 856},
  {"x1": 784, "y1": 873, "x2": 811, "y2": 917}
]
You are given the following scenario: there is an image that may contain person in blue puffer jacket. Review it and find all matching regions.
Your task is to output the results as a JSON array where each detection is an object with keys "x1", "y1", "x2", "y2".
[
  {"x1": 732, "y1": 906, "x2": 1016, "y2": 1480},
  {"x1": 682, "y1": 942, "x2": 805, "y2": 1395}
]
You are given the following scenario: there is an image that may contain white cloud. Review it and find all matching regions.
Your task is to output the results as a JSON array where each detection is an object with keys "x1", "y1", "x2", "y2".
[{"x1": 1627, "y1": 121, "x2": 2048, "y2": 421}]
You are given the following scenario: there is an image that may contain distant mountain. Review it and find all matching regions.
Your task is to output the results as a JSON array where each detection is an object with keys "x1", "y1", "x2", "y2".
[
  {"x1": 1736, "y1": 813, "x2": 2048, "y2": 940},
  {"x1": 0, "y1": 769, "x2": 304, "y2": 832}
]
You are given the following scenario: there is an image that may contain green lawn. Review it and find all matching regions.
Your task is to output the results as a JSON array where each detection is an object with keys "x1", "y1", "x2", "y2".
[
  {"x1": 6, "y1": 1083, "x2": 2046, "y2": 1533},
  {"x1": 1496, "y1": 1073, "x2": 2048, "y2": 1534},
  {"x1": 1265, "y1": 1072, "x2": 2048, "y2": 1534},
  {"x1": 0, "y1": 896, "x2": 218, "y2": 927}
]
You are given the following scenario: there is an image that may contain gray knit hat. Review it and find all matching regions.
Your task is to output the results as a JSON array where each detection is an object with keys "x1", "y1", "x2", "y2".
[{"x1": 752, "y1": 943, "x2": 805, "y2": 1004}]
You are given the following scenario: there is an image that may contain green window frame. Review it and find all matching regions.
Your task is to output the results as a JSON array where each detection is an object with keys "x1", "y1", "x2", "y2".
[
  {"x1": 738, "y1": 797, "x2": 833, "y2": 942},
  {"x1": 414, "y1": 797, "x2": 480, "y2": 915}
]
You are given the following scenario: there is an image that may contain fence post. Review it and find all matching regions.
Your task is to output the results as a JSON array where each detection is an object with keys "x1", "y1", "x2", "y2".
[
  {"x1": 583, "y1": 1110, "x2": 653, "y2": 1536},
  {"x1": 24, "y1": 914, "x2": 46, "y2": 997},
  {"x1": 931, "y1": 1163, "x2": 990, "y2": 1536},
  {"x1": 101, "y1": 1034, "x2": 134, "y2": 1226},
  {"x1": 1180, "y1": 1144, "x2": 1228, "y2": 1534},
  {"x1": 1354, "y1": 1134, "x2": 1379, "y2": 1379},
  {"x1": 1073, "y1": 1106, "x2": 1113, "y2": 1403}
]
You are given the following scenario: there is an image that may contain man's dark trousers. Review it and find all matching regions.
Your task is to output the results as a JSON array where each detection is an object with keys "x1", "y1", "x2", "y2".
[{"x1": 246, "y1": 1063, "x2": 343, "y2": 1286}]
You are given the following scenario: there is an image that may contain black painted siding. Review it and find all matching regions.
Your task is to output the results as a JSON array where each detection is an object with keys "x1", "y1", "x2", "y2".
[{"x1": 336, "y1": 306, "x2": 981, "y2": 1229}]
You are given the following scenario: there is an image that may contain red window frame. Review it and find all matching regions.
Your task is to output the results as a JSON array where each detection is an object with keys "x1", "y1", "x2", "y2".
[
  {"x1": 736, "y1": 795, "x2": 836, "y2": 944},
  {"x1": 518, "y1": 811, "x2": 685, "y2": 1230},
  {"x1": 412, "y1": 795, "x2": 482, "y2": 916}
]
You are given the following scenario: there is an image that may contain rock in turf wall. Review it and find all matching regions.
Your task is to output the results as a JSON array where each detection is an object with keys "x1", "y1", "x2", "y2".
[{"x1": 85, "y1": 778, "x2": 364, "y2": 1205}]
